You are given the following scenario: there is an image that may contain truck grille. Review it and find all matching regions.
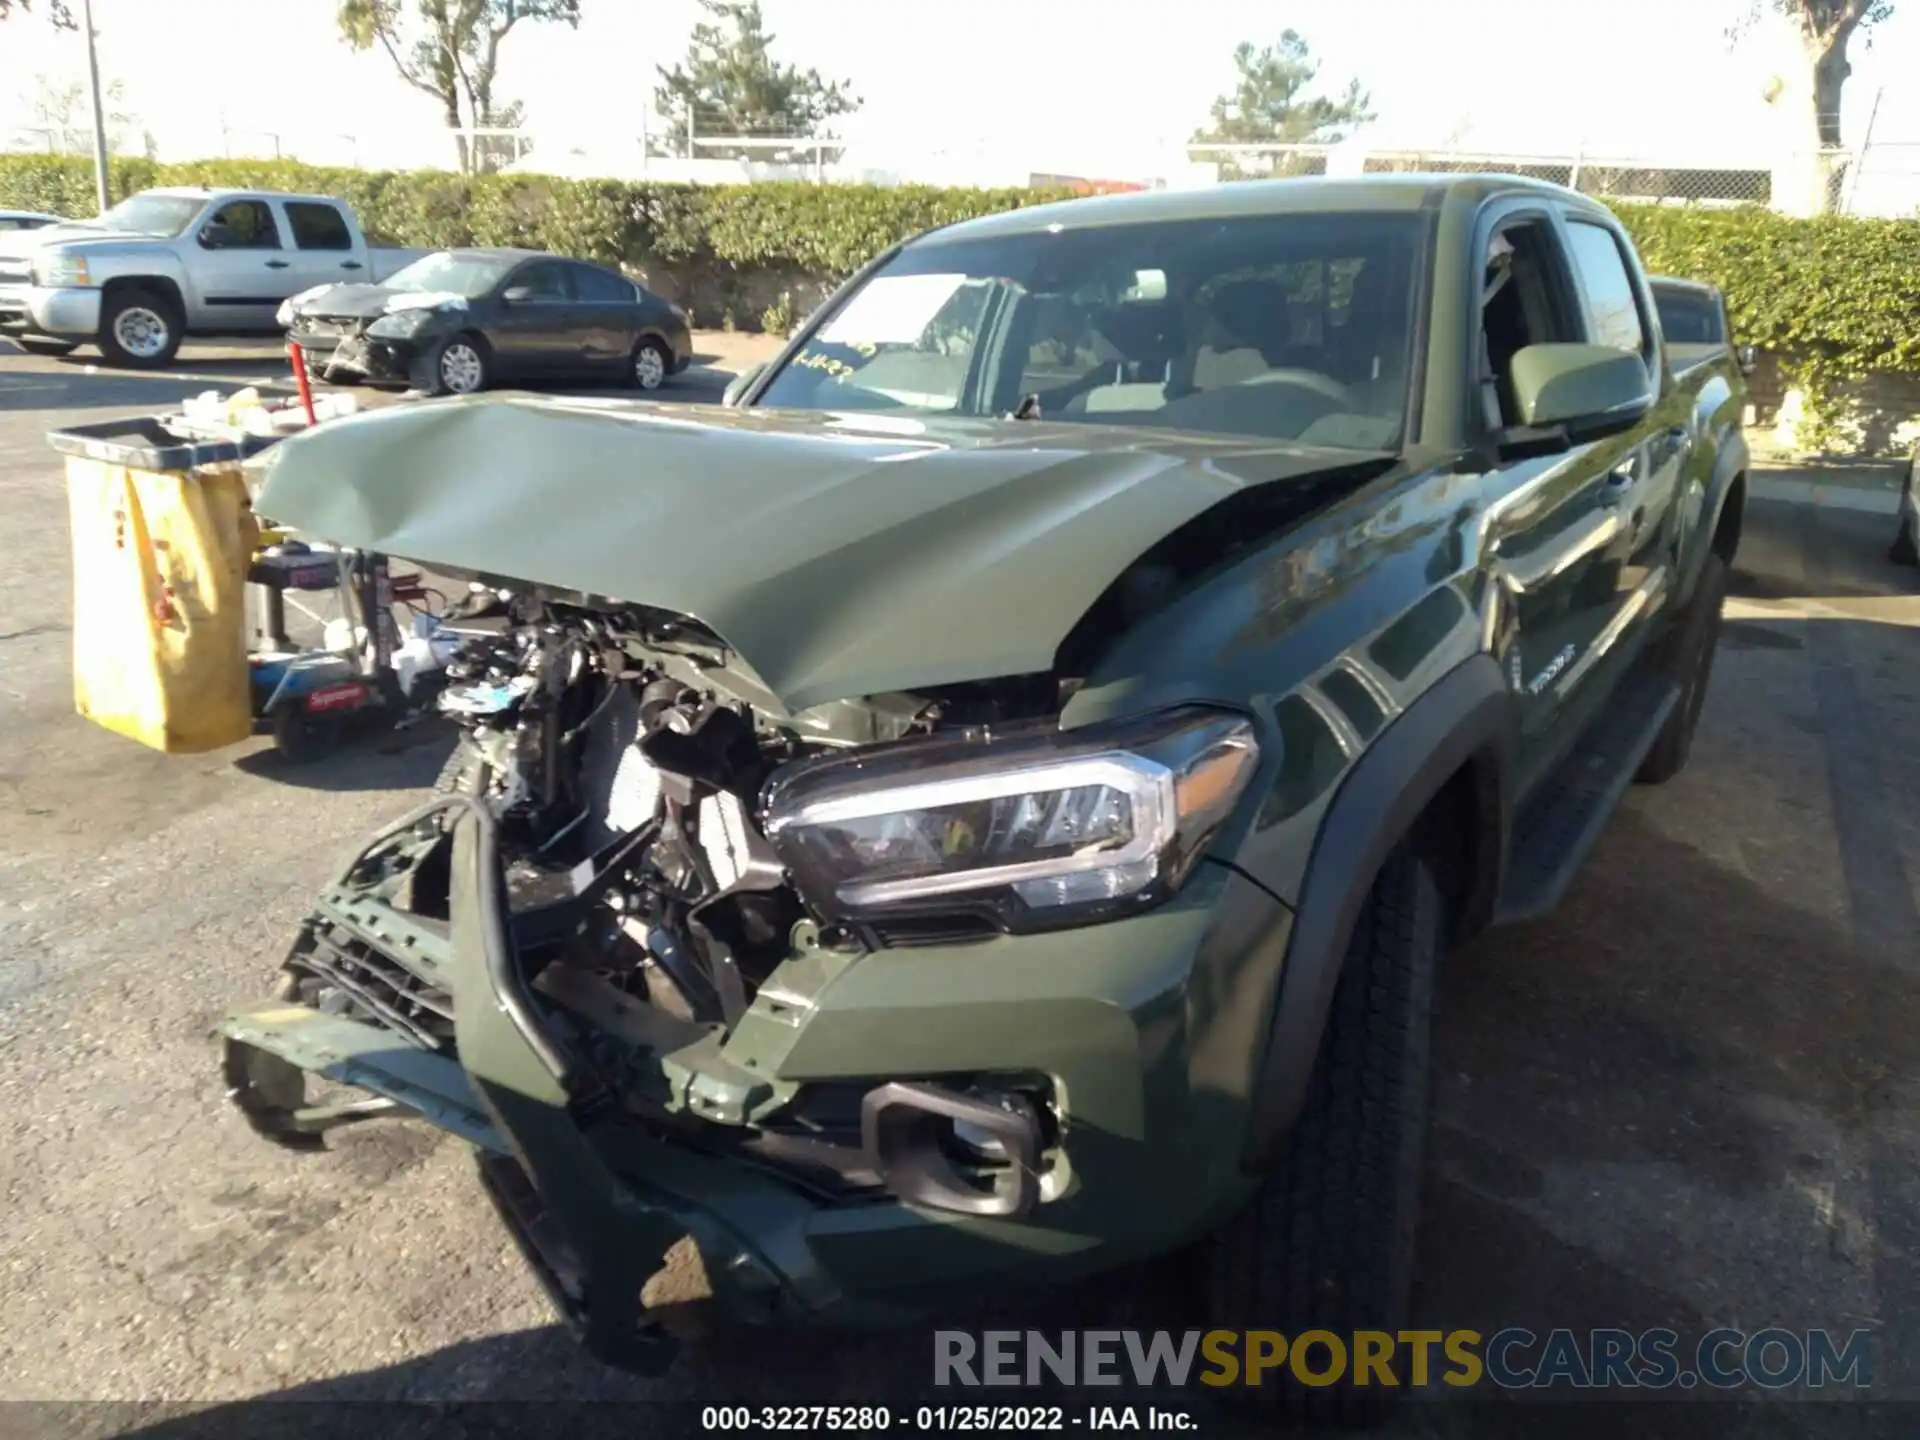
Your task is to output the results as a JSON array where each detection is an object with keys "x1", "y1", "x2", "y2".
[{"x1": 286, "y1": 917, "x2": 457, "y2": 1052}]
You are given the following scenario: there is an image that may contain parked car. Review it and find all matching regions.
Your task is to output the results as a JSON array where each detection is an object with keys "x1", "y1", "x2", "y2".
[
  {"x1": 282, "y1": 246, "x2": 693, "y2": 396},
  {"x1": 221, "y1": 175, "x2": 1747, "y2": 1415},
  {"x1": 0, "y1": 209, "x2": 64, "y2": 233},
  {"x1": 0, "y1": 187, "x2": 425, "y2": 366},
  {"x1": 1893, "y1": 449, "x2": 1919, "y2": 566}
]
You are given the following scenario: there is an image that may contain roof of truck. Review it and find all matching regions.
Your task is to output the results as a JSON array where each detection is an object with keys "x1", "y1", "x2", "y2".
[
  {"x1": 138, "y1": 186, "x2": 354, "y2": 207},
  {"x1": 919, "y1": 173, "x2": 1614, "y2": 245}
]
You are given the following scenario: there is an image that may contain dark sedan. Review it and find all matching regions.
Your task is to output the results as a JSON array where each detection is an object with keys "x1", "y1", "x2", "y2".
[{"x1": 281, "y1": 247, "x2": 692, "y2": 396}]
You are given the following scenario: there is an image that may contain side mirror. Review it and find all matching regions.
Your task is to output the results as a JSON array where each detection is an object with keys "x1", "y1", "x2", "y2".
[
  {"x1": 722, "y1": 361, "x2": 766, "y2": 408},
  {"x1": 1735, "y1": 344, "x2": 1757, "y2": 376},
  {"x1": 502, "y1": 285, "x2": 534, "y2": 304},
  {"x1": 1503, "y1": 343, "x2": 1653, "y2": 453},
  {"x1": 198, "y1": 223, "x2": 232, "y2": 249}
]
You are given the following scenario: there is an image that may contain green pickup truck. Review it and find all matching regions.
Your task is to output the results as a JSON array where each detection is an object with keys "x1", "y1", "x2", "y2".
[{"x1": 220, "y1": 174, "x2": 1748, "y2": 1411}]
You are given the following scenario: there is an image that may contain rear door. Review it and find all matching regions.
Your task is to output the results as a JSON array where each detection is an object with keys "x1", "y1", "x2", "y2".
[
  {"x1": 279, "y1": 200, "x2": 366, "y2": 295},
  {"x1": 192, "y1": 197, "x2": 292, "y2": 330},
  {"x1": 1560, "y1": 216, "x2": 1689, "y2": 681},
  {"x1": 566, "y1": 261, "x2": 641, "y2": 373},
  {"x1": 487, "y1": 259, "x2": 576, "y2": 378}
]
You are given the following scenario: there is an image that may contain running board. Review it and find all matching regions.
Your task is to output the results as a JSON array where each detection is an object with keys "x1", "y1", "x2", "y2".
[{"x1": 1496, "y1": 672, "x2": 1680, "y2": 925}]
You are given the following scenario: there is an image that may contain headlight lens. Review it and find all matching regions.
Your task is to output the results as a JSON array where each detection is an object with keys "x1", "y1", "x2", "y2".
[
  {"x1": 763, "y1": 708, "x2": 1260, "y2": 932},
  {"x1": 33, "y1": 254, "x2": 89, "y2": 287},
  {"x1": 366, "y1": 307, "x2": 435, "y2": 339}
]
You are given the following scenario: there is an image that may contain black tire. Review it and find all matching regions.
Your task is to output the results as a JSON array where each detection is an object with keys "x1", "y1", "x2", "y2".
[
  {"x1": 97, "y1": 286, "x2": 183, "y2": 368},
  {"x1": 17, "y1": 336, "x2": 78, "y2": 357},
  {"x1": 414, "y1": 333, "x2": 491, "y2": 396},
  {"x1": 1636, "y1": 553, "x2": 1729, "y2": 785},
  {"x1": 1203, "y1": 850, "x2": 1442, "y2": 1424},
  {"x1": 630, "y1": 335, "x2": 672, "y2": 392},
  {"x1": 1891, "y1": 514, "x2": 1920, "y2": 568},
  {"x1": 271, "y1": 703, "x2": 336, "y2": 764}
]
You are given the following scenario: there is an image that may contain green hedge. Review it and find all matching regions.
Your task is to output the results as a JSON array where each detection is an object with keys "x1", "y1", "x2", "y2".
[
  {"x1": 1615, "y1": 201, "x2": 1920, "y2": 441},
  {"x1": 0, "y1": 154, "x2": 1068, "y2": 303},
  {"x1": 4, "y1": 153, "x2": 1913, "y2": 439}
]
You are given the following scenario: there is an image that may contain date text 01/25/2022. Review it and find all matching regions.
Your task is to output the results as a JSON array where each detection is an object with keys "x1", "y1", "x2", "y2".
[{"x1": 700, "y1": 1405, "x2": 1195, "y2": 1431}]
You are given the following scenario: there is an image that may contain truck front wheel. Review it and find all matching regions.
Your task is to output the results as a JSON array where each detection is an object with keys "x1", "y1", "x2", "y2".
[
  {"x1": 98, "y1": 286, "x2": 183, "y2": 368},
  {"x1": 1203, "y1": 849, "x2": 1442, "y2": 1422}
]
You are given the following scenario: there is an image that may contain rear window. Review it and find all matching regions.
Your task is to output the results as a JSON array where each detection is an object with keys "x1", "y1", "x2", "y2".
[
  {"x1": 286, "y1": 202, "x2": 352, "y2": 251},
  {"x1": 1654, "y1": 288, "x2": 1725, "y2": 345},
  {"x1": 573, "y1": 264, "x2": 635, "y2": 303}
]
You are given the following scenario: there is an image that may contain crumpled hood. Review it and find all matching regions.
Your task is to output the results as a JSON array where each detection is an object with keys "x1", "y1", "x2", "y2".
[
  {"x1": 289, "y1": 284, "x2": 466, "y2": 321},
  {"x1": 250, "y1": 395, "x2": 1381, "y2": 713}
]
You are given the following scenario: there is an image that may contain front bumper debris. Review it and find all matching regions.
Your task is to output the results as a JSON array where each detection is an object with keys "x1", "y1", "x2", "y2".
[{"x1": 220, "y1": 790, "x2": 1289, "y2": 1363}]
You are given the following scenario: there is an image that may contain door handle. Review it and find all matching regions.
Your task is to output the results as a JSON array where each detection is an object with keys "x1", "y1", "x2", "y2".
[
  {"x1": 340, "y1": 260, "x2": 364, "y2": 271},
  {"x1": 265, "y1": 259, "x2": 289, "y2": 269}
]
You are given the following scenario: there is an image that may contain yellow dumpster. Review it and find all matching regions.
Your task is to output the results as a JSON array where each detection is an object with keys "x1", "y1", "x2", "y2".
[{"x1": 51, "y1": 417, "x2": 266, "y2": 754}]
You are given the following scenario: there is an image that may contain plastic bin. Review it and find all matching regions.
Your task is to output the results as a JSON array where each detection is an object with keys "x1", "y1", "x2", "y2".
[{"x1": 50, "y1": 416, "x2": 275, "y2": 754}]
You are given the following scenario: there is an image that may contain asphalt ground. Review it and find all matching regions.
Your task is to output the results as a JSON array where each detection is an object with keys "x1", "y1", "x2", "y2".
[{"x1": 1, "y1": 336, "x2": 1917, "y2": 1438}]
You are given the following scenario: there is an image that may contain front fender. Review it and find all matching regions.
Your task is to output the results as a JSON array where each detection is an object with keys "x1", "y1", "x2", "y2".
[{"x1": 1240, "y1": 653, "x2": 1516, "y2": 1170}]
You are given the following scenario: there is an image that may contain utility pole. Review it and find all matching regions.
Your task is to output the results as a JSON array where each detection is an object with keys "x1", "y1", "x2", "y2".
[{"x1": 81, "y1": 0, "x2": 110, "y2": 213}]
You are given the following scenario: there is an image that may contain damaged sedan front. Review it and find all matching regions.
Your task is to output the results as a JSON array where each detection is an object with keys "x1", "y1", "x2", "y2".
[
  {"x1": 223, "y1": 191, "x2": 1445, "y2": 1380},
  {"x1": 282, "y1": 246, "x2": 691, "y2": 397}
]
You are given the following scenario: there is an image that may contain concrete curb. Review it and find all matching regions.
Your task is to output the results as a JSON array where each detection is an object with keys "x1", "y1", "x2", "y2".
[{"x1": 1749, "y1": 474, "x2": 1903, "y2": 516}]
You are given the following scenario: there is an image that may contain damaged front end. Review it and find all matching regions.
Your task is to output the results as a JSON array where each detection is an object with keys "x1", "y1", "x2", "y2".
[{"x1": 221, "y1": 586, "x2": 1269, "y2": 1367}]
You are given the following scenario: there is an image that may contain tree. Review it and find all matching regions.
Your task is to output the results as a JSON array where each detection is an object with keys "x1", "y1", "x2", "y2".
[
  {"x1": 0, "y1": 1, "x2": 75, "y2": 23},
  {"x1": 653, "y1": 0, "x2": 860, "y2": 163},
  {"x1": 1733, "y1": 0, "x2": 1891, "y2": 211},
  {"x1": 31, "y1": 74, "x2": 150, "y2": 158},
  {"x1": 1190, "y1": 30, "x2": 1373, "y2": 180},
  {"x1": 337, "y1": 0, "x2": 580, "y2": 172}
]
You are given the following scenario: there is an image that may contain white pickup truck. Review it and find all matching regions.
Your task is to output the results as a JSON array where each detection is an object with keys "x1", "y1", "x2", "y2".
[{"x1": 0, "y1": 187, "x2": 425, "y2": 368}]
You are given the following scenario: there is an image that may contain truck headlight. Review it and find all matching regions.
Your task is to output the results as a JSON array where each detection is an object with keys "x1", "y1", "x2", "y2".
[
  {"x1": 366, "y1": 307, "x2": 436, "y2": 340},
  {"x1": 762, "y1": 708, "x2": 1260, "y2": 932},
  {"x1": 33, "y1": 254, "x2": 89, "y2": 287}
]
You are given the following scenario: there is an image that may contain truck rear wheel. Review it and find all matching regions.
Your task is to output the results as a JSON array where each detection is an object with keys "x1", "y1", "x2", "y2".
[
  {"x1": 1203, "y1": 850, "x2": 1441, "y2": 1423},
  {"x1": 98, "y1": 286, "x2": 183, "y2": 368}
]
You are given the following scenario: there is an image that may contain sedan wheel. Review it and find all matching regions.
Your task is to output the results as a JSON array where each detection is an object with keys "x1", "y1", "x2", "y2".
[
  {"x1": 632, "y1": 338, "x2": 670, "y2": 392},
  {"x1": 437, "y1": 339, "x2": 487, "y2": 396}
]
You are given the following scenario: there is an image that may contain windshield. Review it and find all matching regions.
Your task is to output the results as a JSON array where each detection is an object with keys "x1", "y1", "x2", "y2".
[
  {"x1": 757, "y1": 211, "x2": 1425, "y2": 449},
  {"x1": 384, "y1": 251, "x2": 516, "y2": 298},
  {"x1": 90, "y1": 194, "x2": 203, "y2": 237}
]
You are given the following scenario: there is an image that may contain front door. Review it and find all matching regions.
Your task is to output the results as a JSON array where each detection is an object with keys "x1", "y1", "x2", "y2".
[
  {"x1": 486, "y1": 259, "x2": 575, "y2": 378},
  {"x1": 191, "y1": 198, "x2": 292, "y2": 331},
  {"x1": 1471, "y1": 211, "x2": 1655, "y2": 796}
]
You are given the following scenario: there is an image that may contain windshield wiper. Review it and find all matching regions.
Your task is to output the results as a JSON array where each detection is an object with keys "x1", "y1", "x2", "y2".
[{"x1": 1005, "y1": 393, "x2": 1042, "y2": 421}]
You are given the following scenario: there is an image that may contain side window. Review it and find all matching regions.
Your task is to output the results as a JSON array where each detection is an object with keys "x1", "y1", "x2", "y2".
[
  {"x1": 573, "y1": 264, "x2": 635, "y2": 303},
  {"x1": 1565, "y1": 221, "x2": 1649, "y2": 357},
  {"x1": 285, "y1": 202, "x2": 352, "y2": 251},
  {"x1": 200, "y1": 200, "x2": 281, "y2": 250},
  {"x1": 1477, "y1": 218, "x2": 1581, "y2": 428},
  {"x1": 510, "y1": 261, "x2": 572, "y2": 301},
  {"x1": 1652, "y1": 289, "x2": 1723, "y2": 345}
]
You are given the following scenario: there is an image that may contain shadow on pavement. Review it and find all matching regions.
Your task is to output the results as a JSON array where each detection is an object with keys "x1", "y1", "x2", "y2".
[{"x1": 231, "y1": 717, "x2": 457, "y2": 792}]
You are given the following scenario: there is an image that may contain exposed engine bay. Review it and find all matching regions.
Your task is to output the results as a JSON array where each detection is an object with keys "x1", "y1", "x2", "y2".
[{"x1": 256, "y1": 585, "x2": 1261, "y2": 1219}]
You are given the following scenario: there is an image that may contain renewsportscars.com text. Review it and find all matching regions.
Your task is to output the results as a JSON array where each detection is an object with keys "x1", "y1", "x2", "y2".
[{"x1": 933, "y1": 1327, "x2": 1873, "y2": 1391}]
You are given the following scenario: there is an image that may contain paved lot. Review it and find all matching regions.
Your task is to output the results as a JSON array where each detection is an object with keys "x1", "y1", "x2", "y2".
[{"x1": 1, "y1": 338, "x2": 1918, "y2": 1435}]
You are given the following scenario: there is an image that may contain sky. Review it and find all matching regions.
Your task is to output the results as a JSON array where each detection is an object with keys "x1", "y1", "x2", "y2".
[{"x1": 2, "y1": 0, "x2": 1918, "y2": 179}]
